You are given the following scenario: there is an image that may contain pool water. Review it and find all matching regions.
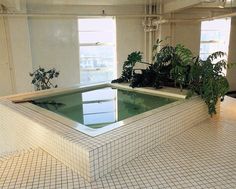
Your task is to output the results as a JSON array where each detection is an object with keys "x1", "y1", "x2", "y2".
[{"x1": 32, "y1": 87, "x2": 176, "y2": 128}]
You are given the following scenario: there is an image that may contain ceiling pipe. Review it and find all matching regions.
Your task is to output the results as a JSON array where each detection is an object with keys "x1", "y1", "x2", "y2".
[
  {"x1": 163, "y1": 0, "x2": 232, "y2": 14},
  {"x1": 0, "y1": 12, "x2": 161, "y2": 18},
  {"x1": 148, "y1": 0, "x2": 152, "y2": 62},
  {"x1": 144, "y1": 0, "x2": 147, "y2": 61},
  {"x1": 152, "y1": 18, "x2": 199, "y2": 24},
  {"x1": 158, "y1": 0, "x2": 163, "y2": 40},
  {"x1": 163, "y1": 0, "x2": 213, "y2": 14},
  {"x1": 149, "y1": 10, "x2": 236, "y2": 25},
  {"x1": 0, "y1": 3, "x2": 234, "y2": 21},
  {"x1": 201, "y1": 11, "x2": 236, "y2": 21}
]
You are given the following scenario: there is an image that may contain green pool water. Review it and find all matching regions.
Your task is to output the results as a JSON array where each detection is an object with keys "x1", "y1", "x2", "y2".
[{"x1": 32, "y1": 87, "x2": 176, "y2": 128}]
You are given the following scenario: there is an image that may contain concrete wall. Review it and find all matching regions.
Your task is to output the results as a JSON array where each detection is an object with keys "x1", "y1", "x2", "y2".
[
  {"x1": 0, "y1": 17, "x2": 14, "y2": 96},
  {"x1": 27, "y1": 4, "x2": 145, "y2": 80},
  {"x1": 4, "y1": 4, "x2": 235, "y2": 93},
  {"x1": 28, "y1": 16, "x2": 145, "y2": 85},
  {"x1": 28, "y1": 18, "x2": 80, "y2": 88},
  {"x1": 3, "y1": 5, "x2": 145, "y2": 93},
  {"x1": 160, "y1": 11, "x2": 236, "y2": 92},
  {"x1": 116, "y1": 18, "x2": 144, "y2": 76},
  {"x1": 227, "y1": 17, "x2": 236, "y2": 91},
  {"x1": 160, "y1": 11, "x2": 201, "y2": 55},
  {"x1": 172, "y1": 22, "x2": 201, "y2": 55},
  {"x1": 7, "y1": 17, "x2": 33, "y2": 93},
  {"x1": 2, "y1": 7, "x2": 144, "y2": 95}
]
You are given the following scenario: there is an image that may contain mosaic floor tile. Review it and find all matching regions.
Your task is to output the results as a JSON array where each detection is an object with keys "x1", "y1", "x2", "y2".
[{"x1": 0, "y1": 148, "x2": 35, "y2": 164}]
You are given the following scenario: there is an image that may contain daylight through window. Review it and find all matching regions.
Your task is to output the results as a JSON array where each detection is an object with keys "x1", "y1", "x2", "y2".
[
  {"x1": 200, "y1": 18, "x2": 231, "y2": 62},
  {"x1": 78, "y1": 18, "x2": 116, "y2": 84}
]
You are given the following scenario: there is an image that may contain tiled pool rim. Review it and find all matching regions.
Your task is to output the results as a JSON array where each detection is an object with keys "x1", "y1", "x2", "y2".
[
  {"x1": 17, "y1": 83, "x2": 184, "y2": 137},
  {"x1": 0, "y1": 83, "x2": 213, "y2": 182}
]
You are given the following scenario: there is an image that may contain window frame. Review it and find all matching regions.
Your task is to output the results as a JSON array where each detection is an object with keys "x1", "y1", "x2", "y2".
[
  {"x1": 78, "y1": 17, "x2": 117, "y2": 84},
  {"x1": 199, "y1": 18, "x2": 231, "y2": 61}
]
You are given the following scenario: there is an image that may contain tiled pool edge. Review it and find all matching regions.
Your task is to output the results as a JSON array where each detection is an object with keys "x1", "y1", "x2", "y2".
[
  {"x1": 0, "y1": 96, "x2": 212, "y2": 182},
  {"x1": 88, "y1": 97, "x2": 211, "y2": 180},
  {"x1": 0, "y1": 101, "x2": 92, "y2": 180}
]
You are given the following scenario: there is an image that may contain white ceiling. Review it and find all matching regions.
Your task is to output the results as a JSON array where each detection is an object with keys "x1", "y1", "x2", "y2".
[
  {"x1": 23, "y1": 0, "x2": 236, "y2": 7},
  {"x1": 25, "y1": 0, "x2": 157, "y2": 6},
  {"x1": 1, "y1": 0, "x2": 236, "y2": 14}
]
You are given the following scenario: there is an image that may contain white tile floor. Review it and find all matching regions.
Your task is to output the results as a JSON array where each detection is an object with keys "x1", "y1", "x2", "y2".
[{"x1": 0, "y1": 97, "x2": 236, "y2": 189}]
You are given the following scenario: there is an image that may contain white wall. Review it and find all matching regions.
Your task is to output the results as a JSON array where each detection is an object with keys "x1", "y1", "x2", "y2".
[
  {"x1": 116, "y1": 18, "x2": 144, "y2": 76},
  {"x1": 227, "y1": 17, "x2": 236, "y2": 91},
  {"x1": 5, "y1": 4, "x2": 236, "y2": 94},
  {"x1": 160, "y1": 11, "x2": 201, "y2": 55},
  {"x1": 27, "y1": 16, "x2": 146, "y2": 86},
  {"x1": 161, "y1": 10, "x2": 236, "y2": 92},
  {"x1": 172, "y1": 22, "x2": 201, "y2": 55},
  {"x1": 7, "y1": 17, "x2": 33, "y2": 93},
  {"x1": 26, "y1": 5, "x2": 145, "y2": 81},
  {"x1": 28, "y1": 18, "x2": 80, "y2": 88},
  {"x1": 0, "y1": 4, "x2": 146, "y2": 93},
  {"x1": 0, "y1": 17, "x2": 14, "y2": 96}
]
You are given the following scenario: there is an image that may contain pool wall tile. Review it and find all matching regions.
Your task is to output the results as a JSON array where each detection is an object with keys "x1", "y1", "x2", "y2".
[
  {"x1": 0, "y1": 96, "x2": 214, "y2": 182},
  {"x1": 88, "y1": 97, "x2": 211, "y2": 180},
  {"x1": 0, "y1": 102, "x2": 91, "y2": 181}
]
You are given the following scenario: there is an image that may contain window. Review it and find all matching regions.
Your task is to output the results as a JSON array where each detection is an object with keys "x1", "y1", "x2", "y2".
[
  {"x1": 78, "y1": 18, "x2": 116, "y2": 84},
  {"x1": 200, "y1": 18, "x2": 231, "y2": 61}
]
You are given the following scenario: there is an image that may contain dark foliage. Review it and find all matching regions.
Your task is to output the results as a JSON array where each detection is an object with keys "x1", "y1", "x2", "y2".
[
  {"x1": 111, "y1": 51, "x2": 142, "y2": 83},
  {"x1": 187, "y1": 51, "x2": 229, "y2": 115},
  {"x1": 112, "y1": 40, "x2": 230, "y2": 115},
  {"x1": 30, "y1": 67, "x2": 60, "y2": 91},
  {"x1": 31, "y1": 100, "x2": 65, "y2": 110}
]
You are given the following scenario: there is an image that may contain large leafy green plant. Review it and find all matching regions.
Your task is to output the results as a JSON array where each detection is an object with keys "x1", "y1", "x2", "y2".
[
  {"x1": 169, "y1": 44, "x2": 193, "y2": 91},
  {"x1": 111, "y1": 51, "x2": 142, "y2": 83},
  {"x1": 129, "y1": 41, "x2": 195, "y2": 89},
  {"x1": 126, "y1": 41, "x2": 176, "y2": 88},
  {"x1": 112, "y1": 41, "x2": 230, "y2": 116},
  {"x1": 187, "y1": 52, "x2": 229, "y2": 115},
  {"x1": 30, "y1": 67, "x2": 60, "y2": 91}
]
